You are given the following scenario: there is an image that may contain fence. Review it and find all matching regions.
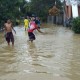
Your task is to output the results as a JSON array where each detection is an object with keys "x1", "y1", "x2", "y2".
[{"x1": 47, "y1": 13, "x2": 64, "y2": 25}]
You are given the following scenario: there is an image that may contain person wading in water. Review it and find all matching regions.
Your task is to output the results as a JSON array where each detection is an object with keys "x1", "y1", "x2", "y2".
[{"x1": 4, "y1": 19, "x2": 16, "y2": 47}]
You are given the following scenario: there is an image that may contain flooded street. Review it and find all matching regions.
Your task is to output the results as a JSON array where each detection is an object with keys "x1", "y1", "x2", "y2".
[{"x1": 0, "y1": 24, "x2": 80, "y2": 80}]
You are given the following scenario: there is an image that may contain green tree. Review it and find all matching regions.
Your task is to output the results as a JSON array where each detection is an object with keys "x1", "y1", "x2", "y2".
[
  {"x1": 0, "y1": 0, "x2": 28, "y2": 29},
  {"x1": 29, "y1": 0, "x2": 62, "y2": 21}
]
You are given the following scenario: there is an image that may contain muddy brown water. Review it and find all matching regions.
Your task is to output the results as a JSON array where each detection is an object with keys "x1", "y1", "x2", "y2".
[{"x1": 0, "y1": 24, "x2": 80, "y2": 80}]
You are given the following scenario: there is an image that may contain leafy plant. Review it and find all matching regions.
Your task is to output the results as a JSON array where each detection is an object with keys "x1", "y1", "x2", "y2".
[
  {"x1": 72, "y1": 17, "x2": 80, "y2": 34},
  {"x1": 0, "y1": 0, "x2": 28, "y2": 29}
]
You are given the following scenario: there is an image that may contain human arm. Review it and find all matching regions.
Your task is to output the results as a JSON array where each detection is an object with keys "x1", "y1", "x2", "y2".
[
  {"x1": 3, "y1": 24, "x2": 7, "y2": 38},
  {"x1": 35, "y1": 24, "x2": 46, "y2": 34},
  {"x1": 4, "y1": 24, "x2": 6, "y2": 31},
  {"x1": 37, "y1": 28, "x2": 44, "y2": 33},
  {"x1": 12, "y1": 27, "x2": 16, "y2": 34},
  {"x1": 11, "y1": 23, "x2": 16, "y2": 34},
  {"x1": 37, "y1": 28, "x2": 48, "y2": 35}
]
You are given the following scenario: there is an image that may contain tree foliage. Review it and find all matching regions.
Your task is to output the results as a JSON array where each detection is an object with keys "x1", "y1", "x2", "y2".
[
  {"x1": 0, "y1": 0, "x2": 62, "y2": 29},
  {"x1": 72, "y1": 17, "x2": 80, "y2": 34},
  {"x1": 29, "y1": 0, "x2": 62, "y2": 21},
  {"x1": 0, "y1": 0, "x2": 27, "y2": 28}
]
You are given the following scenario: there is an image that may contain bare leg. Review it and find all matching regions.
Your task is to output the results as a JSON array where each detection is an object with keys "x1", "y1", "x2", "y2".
[
  {"x1": 29, "y1": 39, "x2": 33, "y2": 42},
  {"x1": 12, "y1": 41, "x2": 14, "y2": 47},
  {"x1": 31, "y1": 40, "x2": 33, "y2": 42},
  {"x1": 8, "y1": 42, "x2": 10, "y2": 46},
  {"x1": 25, "y1": 28, "x2": 26, "y2": 31}
]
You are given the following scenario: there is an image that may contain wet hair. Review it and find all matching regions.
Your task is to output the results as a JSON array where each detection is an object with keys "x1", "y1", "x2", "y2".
[
  {"x1": 35, "y1": 20, "x2": 38, "y2": 24},
  {"x1": 4, "y1": 18, "x2": 11, "y2": 23},
  {"x1": 4, "y1": 18, "x2": 8, "y2": 23}
]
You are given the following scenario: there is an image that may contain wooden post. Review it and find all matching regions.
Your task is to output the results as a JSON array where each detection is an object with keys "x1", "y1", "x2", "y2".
[{"x1": 63, "y1": 0, "x2": 66, "y2": 26}]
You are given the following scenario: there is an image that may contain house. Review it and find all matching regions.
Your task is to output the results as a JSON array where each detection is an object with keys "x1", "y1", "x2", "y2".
[
  {"x1": 49, "y1": 6, "x2": 60, "y2": 16},
  {"x1": 65, "y1": 0, "x2": 80, "y2": 19}
]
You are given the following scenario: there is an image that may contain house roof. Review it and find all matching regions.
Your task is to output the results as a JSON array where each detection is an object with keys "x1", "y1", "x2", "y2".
[{"x1": 49, "y1": 6, "x2": 60, "y2": 15}]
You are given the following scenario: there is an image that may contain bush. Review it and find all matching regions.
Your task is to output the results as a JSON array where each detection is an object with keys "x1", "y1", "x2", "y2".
[{"x1": 72, "y1": 17, "x2": 80, "y2": 34}]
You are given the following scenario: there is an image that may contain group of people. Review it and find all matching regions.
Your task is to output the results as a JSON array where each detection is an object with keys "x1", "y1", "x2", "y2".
[
  {"x1": 4, "y1": 16, "x2": 44, "y2": 47},
  {"x1": 24, "y1": 16, "x2": 43, "y2": 41},
  {"x1": 24, "y1": 16, "x2": 41, "y2": 31}
]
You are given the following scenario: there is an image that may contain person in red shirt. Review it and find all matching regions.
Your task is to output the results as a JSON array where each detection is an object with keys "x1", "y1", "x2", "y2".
[{"x1": 28, "y1": 20, "x2": 43, "y2": 42}]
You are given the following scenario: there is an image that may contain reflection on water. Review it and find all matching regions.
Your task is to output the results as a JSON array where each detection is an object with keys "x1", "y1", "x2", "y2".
[{"x1": 0, "y1": 24, "x2": 80, "y2": 80}]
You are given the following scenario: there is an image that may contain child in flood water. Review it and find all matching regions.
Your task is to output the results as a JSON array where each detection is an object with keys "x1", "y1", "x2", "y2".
[
  {"x1": 28, "y1": 17, "x2": 44, "y2": 42},
  {"x1": 4, "y1": 19, "x2": 16, "y2": 46},
  {"x1": 24, "y1": 16, "x2": 29, "y2": 31}
]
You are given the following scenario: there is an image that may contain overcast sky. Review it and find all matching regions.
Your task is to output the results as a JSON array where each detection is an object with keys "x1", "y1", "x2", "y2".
[{"x1": 26, "y1": 0, "x2": 30, "y2": 2}]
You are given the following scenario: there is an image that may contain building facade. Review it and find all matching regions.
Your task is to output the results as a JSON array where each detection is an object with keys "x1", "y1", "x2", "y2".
[{"x1": 65, "y1": 0, "x2": 80, "y2": 19}]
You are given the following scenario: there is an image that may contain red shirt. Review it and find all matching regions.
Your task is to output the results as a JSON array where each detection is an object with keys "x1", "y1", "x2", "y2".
[{"x1": 28, "y1": 23, "x2": 38, "y2": 32}]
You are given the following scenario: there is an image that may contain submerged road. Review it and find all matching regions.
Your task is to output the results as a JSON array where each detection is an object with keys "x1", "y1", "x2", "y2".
[{"x1": 0, "y1": 24, "x2": 80, "y2": 80}]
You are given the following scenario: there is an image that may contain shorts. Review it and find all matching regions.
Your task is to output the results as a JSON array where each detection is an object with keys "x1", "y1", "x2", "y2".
[
  {"x1": 5, "y1": 32, "x2": 14, "y2": 43},
  {"x1": 24, "y1": 25, "x2": 28, "y2": 28},
  {"x1": 28, "y1": 32, "x2": 35, "y2": 40}
]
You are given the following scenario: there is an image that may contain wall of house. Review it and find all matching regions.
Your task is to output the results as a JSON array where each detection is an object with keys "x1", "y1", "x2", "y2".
[
  {"x1": 65, "y1": 5, "x2": 72, "y2": 18},
  {"x1": 78, "y1": 6, "x2": 80, "y2": 16}
]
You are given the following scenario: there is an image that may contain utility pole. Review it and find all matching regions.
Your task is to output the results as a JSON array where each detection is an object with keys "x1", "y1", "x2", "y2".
[{"x1": 63, "y1": 0, "x2": 66, "y2": 27}]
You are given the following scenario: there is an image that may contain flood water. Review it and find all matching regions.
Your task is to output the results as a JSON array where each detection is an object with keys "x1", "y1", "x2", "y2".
[{"x1": 0, "y1": 24, "x2": 80, "y2": 80}]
